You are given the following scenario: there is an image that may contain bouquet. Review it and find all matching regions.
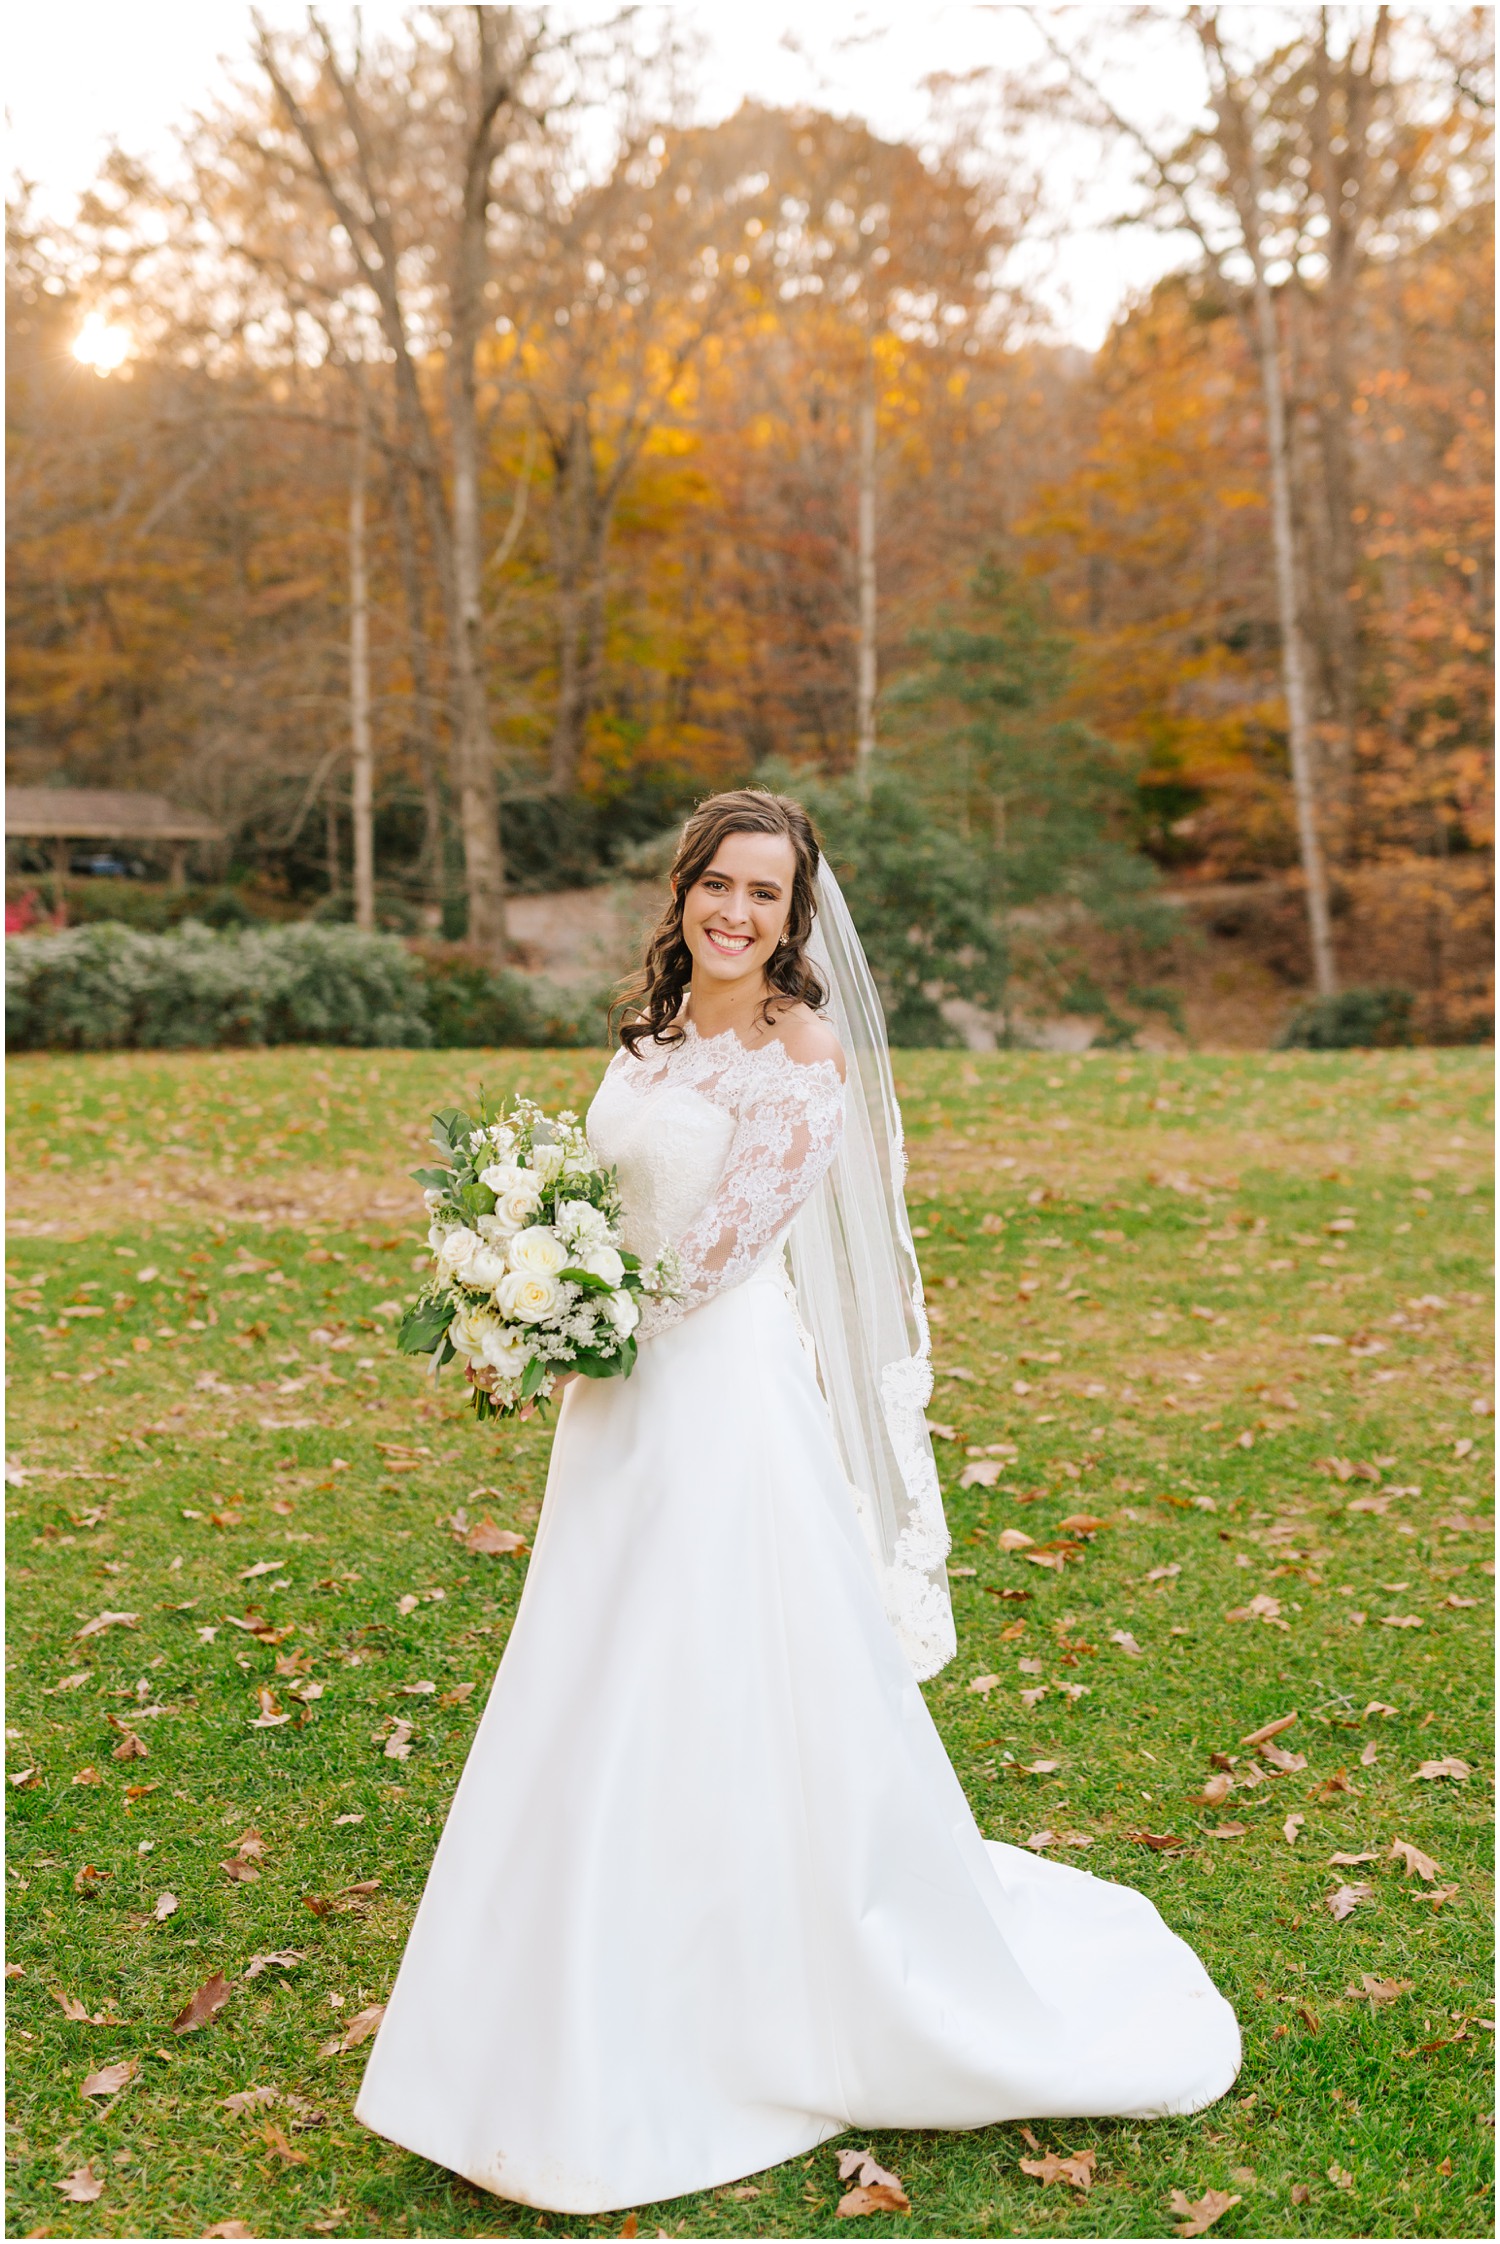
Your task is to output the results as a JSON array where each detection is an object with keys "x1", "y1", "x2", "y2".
[{"x1": 397, "y1": 1092, "x2": 677, "y2": 1419}]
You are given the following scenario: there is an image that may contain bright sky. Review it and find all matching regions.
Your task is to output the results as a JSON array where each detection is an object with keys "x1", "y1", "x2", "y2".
[{"x1": 3, "y1": 2, "x2": 1210, "y2": 349}]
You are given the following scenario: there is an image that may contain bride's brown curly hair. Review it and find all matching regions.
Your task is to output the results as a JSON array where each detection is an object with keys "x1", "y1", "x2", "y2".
[{"x1": 614, "y1": 789, "x2": 828, "y2": 1056}]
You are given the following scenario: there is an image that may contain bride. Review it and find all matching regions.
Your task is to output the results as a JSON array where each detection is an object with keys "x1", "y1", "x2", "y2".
[{"x1": 355, "y1": 787, "x2": 1241, "y2": 2213}]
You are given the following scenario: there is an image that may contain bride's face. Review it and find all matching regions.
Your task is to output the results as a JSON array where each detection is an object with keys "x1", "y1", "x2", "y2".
[{"x1": 679, "y1": 830, "x2": 796, "y2": 991}]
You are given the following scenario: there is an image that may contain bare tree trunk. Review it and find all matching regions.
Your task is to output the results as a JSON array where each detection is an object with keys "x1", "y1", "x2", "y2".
[
  {"x1": 1246, "y1": 242, "x2": 1339, "y2": 995},
  {"x1": 547, "y1": 409, "x2": 617, "y2": 796},
  {"x1": 325, "y1": 778, "x2": 341, "y2": 904},
  {"x1": 444, "y1": 10, "x2": 509, "y2": 957},
  {"x1": 386, "y1": 451, "x2": 444, "y2": 898},
  {"x1": 349, "y1": 394, "x2": 375, "y2": 933},
  {"x1": 854, "y1": 357, "x2": 878, "y2": 792},
  {"x1": 1197, "y1": 15, "x2": 1339, "y2": 995}
]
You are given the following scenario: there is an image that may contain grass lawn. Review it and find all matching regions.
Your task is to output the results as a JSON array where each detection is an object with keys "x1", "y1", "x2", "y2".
[{"x1": 5, "y1": 1045, "x2": 1493, "y2": 2241}]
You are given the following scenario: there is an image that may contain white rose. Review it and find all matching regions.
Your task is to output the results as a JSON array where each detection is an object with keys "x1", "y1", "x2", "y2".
[
  {"x1": 579, "y1": 1242, "x2": 625, "y2": 1287},
  {"x1": 478, "y1": 1320, "x2": 530, "y2": 1379},
  {"x1": 556, "y1": 1199, "x2": 608, "y2": 1247},
  {"x1": 530, "y1": 1141, "x2": 566, "y2": 1185},
  {"x1": 497, "y1": 1269, "x2": 561, "y2": 1324},
  {"x1": 427, "y1": 1218, "x2": 452, "y2": 1255},
  {"x1": 450, "y1": 1301, "x2": 520, "y2": 1371},
  {"x1": 423, "y1": 1188, "x2": 445, "y2": 1214},
  {"x1": 507, "y1": 1225, "x2": 567, "y2": 1277},
  {"x1": 561, "y1": 1146, "x2": 597, "y2": 1181},
  {"x1": 435, "y1": 1225, "x2": 483, "y2": 1284},
  {"x1": 480, "y1": 1162, "x2": 544, "y2": 1234},
  {"x1": 463, "y1": 1241, "x2": 510, "y2": 1295},
  {"x1": 605, "y1": 1288, "x2": 640, "y2": 1337}
]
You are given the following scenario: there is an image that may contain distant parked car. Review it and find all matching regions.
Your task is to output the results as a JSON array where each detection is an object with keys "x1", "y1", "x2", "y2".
[{"x1": 69, "y1": 851, "x2": 147, "y2": 877}]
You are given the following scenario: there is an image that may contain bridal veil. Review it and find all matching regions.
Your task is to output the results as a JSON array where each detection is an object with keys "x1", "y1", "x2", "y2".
[{"x1": 789, "y1": 860, "x2": 956, "y2": 1680}]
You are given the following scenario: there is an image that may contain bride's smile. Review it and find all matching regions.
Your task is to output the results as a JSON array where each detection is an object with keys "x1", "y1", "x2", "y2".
[{"x1": 678, "y1": 829, "x2": 797, "y2": 1019}]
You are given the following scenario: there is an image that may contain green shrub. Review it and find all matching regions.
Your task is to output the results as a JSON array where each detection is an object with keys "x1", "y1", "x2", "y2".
[
  {"x1": 4, "y1": 922, "x2": 611, "y2": 1052},
  {"x1": 1276, "y1": 985, "x2": 1416, "y2": 1049},
  {"x1": 6, "y1": 923, "x2": 432, "y2": 1052},
  {"x1": 417, "y1": 952, "x2": 609, "y2": 1048}
]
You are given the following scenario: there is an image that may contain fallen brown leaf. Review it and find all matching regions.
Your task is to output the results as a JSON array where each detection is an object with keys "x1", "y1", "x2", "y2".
[
  {"x1": 1415, "y1": 1757, "x2": 1470, "y2": 1781},
  {"x1": 1325, "y1": 1881, "x2": 1374, "y2": 1921},
  {"x1": 835, "y1": 2150, "x2": 909, "y2": 2213},
  {"x1": 152, "y1": 1891, "x2": 179, "y2": 1922},
  {"x1": 75, "y1": 1611, "x2": 138, "y2": 1640},
  {"x1": 56, "y1": 2161, "x2": 104, "y2": 2203},
  {"x1": 1170, "y1": 2186, "x2": 1242, "y2": 2236},
  {"x1": 463, "y1": 1518, "x2": 528, "y2": 1556},
  {"x1": 221, "y1": 2086, "x2": 280, "y2": 2115},
  {"x1": 80, "y1": 2059, "x2": 136, "y2": 2099},
  {"x1": 171, "y1": 1972, "x2": 232, "y2": 2035},
  {"x1": 837, "y1": 2184, "x2": 911, "y2": 2218},
  {"x1": 258, "y1": 2120, "x2": 308, "y2": 2166},
  {"x1": 1128, "y1": 1830, "x2": 1185, "y2": 1852},
  {"x1": 319, "y1": 2002, "x2": 384, "y2": 2056},
  {"x1": 1210, "y1": 1822, "x2": 1249, "y2": 1840},
  {"x1": 201, "y1": 2223, "x2": 254, "y2": 2238},
  {"x1": 1390, "y1": 1837, "x2": 1441, "y2": 1882},
  {"x1": 303, "y1": 1879, "x2": 380, "y2": 1919},
  {"x1": 1020, "y1": 2148, "x2": 1096, "y2": 2194},
  {"x1": 1349, "y1": 1973, "x2": 1412, "y2": 2006},
  {"x1": 1240, "y1": 1711, "x2": 1298, "y2": 1747},
  {"x1": 244, "y1": 1950, "x2": 305, "y2": 1979}
]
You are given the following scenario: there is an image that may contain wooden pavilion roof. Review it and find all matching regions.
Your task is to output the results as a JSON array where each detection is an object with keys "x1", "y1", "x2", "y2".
[{"x1": 5, "y1": 789, "x2": 222, "y2": 843}]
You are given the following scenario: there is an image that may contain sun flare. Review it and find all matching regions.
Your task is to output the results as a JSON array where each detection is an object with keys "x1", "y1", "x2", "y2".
[{"x1": 72, "y1": 311, "x2": 132, "y2": 375}]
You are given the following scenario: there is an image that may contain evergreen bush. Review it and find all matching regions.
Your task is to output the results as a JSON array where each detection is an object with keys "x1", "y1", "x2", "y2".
[
  {"x1": 6, "y1": 923, "x2": 432, "y2": 1052},
  {"x1": 5, "y1": 922, "x2": 610, "y2": 1052},
  {"x1": 1275, "y1": 985, "x2": 1416, "y2": 1049}
]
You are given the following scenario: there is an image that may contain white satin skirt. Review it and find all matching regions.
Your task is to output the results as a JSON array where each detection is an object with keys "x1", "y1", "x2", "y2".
[{"x1": 355, "y1": 1270, "x2": 1240, "y2": 2213}]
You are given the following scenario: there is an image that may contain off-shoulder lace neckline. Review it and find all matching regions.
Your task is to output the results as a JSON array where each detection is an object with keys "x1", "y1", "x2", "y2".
[{"x1": 662, "y1": 1015, "x2": 845, "y2": 1087}]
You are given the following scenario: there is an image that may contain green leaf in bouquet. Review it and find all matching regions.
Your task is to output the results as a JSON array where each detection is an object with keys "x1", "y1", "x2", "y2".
[
  {"x1": 397, "y1": 1298, "x2": 453, "y2": 1356},
  {"x1": 432, "y1": 1107, "x2": 472, "y2": 1153},
  {"x1": 571, "y1": 1345, "x2": 629, "y2": 1380},
  {"x1": 617, "y1": 1248, "x2": 642, "y2": 1271},
  {"x1": 410, "y1": 1165, "x2": 455, "y2": 1192},
  {"x1": 558, "y1": 1266, "x2": 615, "y2": 1295},
  {"x1": 458, "y1": 1180, "x2": 497, "y2": 1219},
  {"x1": 519, "y1": 1353, "x2": 548, "y2": 1402}
]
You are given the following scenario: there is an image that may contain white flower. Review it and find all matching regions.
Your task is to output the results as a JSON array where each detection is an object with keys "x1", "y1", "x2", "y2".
[
  {"x1": 529, "y1": 1141, "x2": 567, "y2": 1185},
  {"x1": 604, "y1": 1288, "x2": 640, "y2": 1337},
  {"x1": 486, "y1": 1124, "x2": 517, "y2": 1157},
  {"x1": 450, "y1": 1301, "x2": 530, "y2": 1379},
  {"x1": 422, "y1": 1188, "x2": 445, "y2": 1214},
  {"x1": 507, "y1": 1225, "x2": 567, "y2": 1277},
  {"x1": 462, "y1": 1241, "x2": 511, "y2": 1295},
  {"x1": 578, "y1": 1242, "x2": 625, "y2": 1287},
  {"x1": 434, "y1": 1225, "x2": 483, "y2": 1285},
  {"x1": 481, "y1": 1162, "x2": 545, "y2": 1234},
  {"x1": 427, "y1": 1218, "x2": 452, "y2": 1255},
  {"x1": 497, "y1": 1269, "x2": 561, "y2": 1324},
  {"x1": 561, "y1": 1145, "x2": 597, "y2": 1181},
  {"x1": 556, "y1": 1199, "x2": 609, "y2": 1248}
]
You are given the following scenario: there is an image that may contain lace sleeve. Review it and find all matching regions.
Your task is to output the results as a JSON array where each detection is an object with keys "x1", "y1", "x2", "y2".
[{"x1": 637, "y1": 1059, "x2": 846, "y2": 1341}]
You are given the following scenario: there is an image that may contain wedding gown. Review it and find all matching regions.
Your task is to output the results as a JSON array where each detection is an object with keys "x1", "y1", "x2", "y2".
[{"x1": 355, "y1": 1024, "x2": 1240, "y2": 2212}]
